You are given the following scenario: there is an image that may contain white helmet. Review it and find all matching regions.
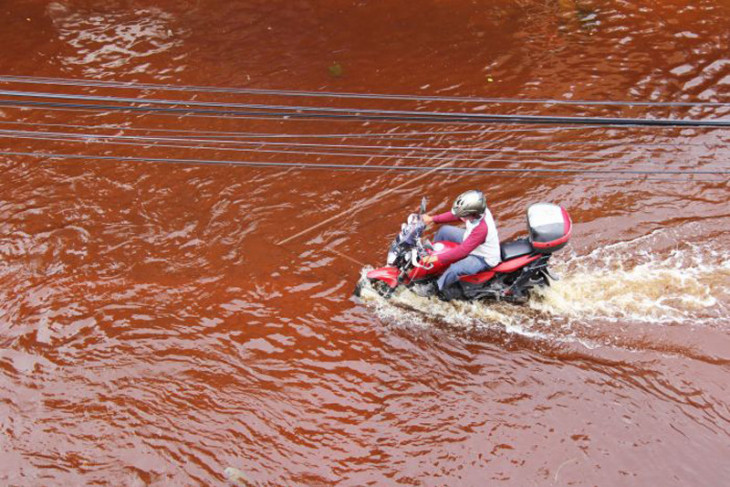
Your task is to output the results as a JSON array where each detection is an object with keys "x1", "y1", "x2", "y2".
[{"x1": 451, "y1": 190, "x2": 486, "y2": 218}]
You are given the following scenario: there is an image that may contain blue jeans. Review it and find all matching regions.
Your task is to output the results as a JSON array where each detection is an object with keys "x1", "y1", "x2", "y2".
[{"x1": 434, "y1": 225, "x2": 489, "y2": 290}]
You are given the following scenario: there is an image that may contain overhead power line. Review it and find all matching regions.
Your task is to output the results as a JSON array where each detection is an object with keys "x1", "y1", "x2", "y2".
[
  {"x1": 0, "y1": 121, "x2": 716, "y2": 150},
  {"x1": 3, "y1": 129, "x2": 719, "y2": 171},
  {"x1": 0, "y1": 128, "x2": 621, "y2": 161},
  {"x1": 0, "y1": 150, "x2": 726, "y2": 180},
  {"x1": 0, "y1": 111, "x2": 620, "y2": 136},
  {"x1": 0, "y1": 120, "x2": 492, "y2": 140},
  {"x1": 0, "y1": 98, "x2": 524, "y2": 125},
  {"x1": 1, "y1": 90, "x2": 730, "y2": 127},
  {"x1": 4, "y1": 98, "x2": 728, "y2": 130},
  {"x1": 1, "y1": 75, "x2": 728, "y2": 107},
  {"x1": 0, "y1": 100, "x2": 425, "y2": 125},
  {"x1": 2, "y1": 131, "x2": 608, "y2": 164},
  {"x1": 0, "y1": 126, "x2": 701, "y2": 153}
]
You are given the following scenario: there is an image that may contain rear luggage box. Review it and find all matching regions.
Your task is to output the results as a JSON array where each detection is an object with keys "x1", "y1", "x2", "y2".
[{"x1": 527, "y1": 203, "x2": 572, "y2": 253}]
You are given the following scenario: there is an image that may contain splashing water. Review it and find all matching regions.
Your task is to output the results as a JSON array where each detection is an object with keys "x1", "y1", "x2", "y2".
[
  {"x1": 531, "y1": 238, "x2": 729, "y2": 325},
  {"x1": 358, "y1": 226, "x2": 729, "y2": 346}
]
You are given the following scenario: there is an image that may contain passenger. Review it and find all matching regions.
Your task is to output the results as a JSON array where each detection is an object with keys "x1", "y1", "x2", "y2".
[{"x1": 416, "y1": 190, "x2": 501, "y2": 298}]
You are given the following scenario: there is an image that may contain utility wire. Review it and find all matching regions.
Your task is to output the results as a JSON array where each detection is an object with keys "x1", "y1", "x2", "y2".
[
  {"x1": 0, "y1": 120, "x2": 596, "y2": 146},
  {"x1": 0, "y1": 127, "x2": 705, "y2": 154},
  {"x1": 0, "y1": 119, "x2": 498, "y2": 140},
  {"x1": 2, "y1": 90, "x2": 730, "y2": 127},
  {"x1": 0, "y1": 100, "x2": 386, "y2": 125},
  {"x1": 0, "y1": 132, "x2": 618, "y2": 165},
  {"x1": 5, "y1": 99, "x2": 729, "y2": 130},
  {"x1": 0, "y1": 130, "x2": 702, "y2": 168},
  {"x1": 0, "y1": 121, "x2": 717, "y2": 151},
  {"x1": 0, "y1": 150, "x2": 725, "y2": 178},
  {"x1": 0, "y1": 128, "x2": 626, "y2": 161},
  {"x1": 1, "y1": 75, "x2": 728, "y2": 108},
  {"x1": 0, "y1": 99, "x2": 502, "y2": 125},
  {"x1": 0, "y1": 116, "x2": 630, "y2": 138}
]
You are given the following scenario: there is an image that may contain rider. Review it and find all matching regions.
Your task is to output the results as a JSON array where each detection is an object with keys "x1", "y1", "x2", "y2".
[{"x1": 417, "y1": 190, "x2": 501, "y2": 298}]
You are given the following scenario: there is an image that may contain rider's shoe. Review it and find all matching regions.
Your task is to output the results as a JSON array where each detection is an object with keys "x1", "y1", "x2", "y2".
[
  {"x1": 412, "y1": 282, "x2": 437, "y2": 297},
  {"x1": 437, "y1": 284, "x2": 460, "y2": 302}
]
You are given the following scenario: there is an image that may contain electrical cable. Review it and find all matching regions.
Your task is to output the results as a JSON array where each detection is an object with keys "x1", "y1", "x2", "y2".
[
  {"x1": 2, "y1": 90, "x2": 730, "y2": 127},
  {"x1": 0, "y1": 100, "x2": 388, "y2": 125},
  {"x1": 0, "y1": 130, "x2": 703, "y2": 168},
  {"x1": 2, "y1": 74, "x2": 729, "y2": 108},
  {"x1": 0, "y1": 99, "x2": 502, "y2": 125},
  {"x1": 0, "y1": 132, "x2": 615, "y2": 166},
  {"x1": 0, "y1": 80, "x2": 725, "y2": 183},
  {"x1": 0, "y1": 121, "x2": 717, "y2": 151},
  {"x1": 0, "y1": 126, "x2": 704, "y2": 154},
  {"x1": 5, "y1": 99, "x2": 729, "y2": 132},
  {"x1": 0, "y1": 128, "x2": 624, "y2": 161},
  {"x1": 0, "y1": 119, "x2": 493, "y2": 140},
  {"x1": 0, "y1": 115, "x2": 622, "y2": 139},
  {"x1": 0, "y1": 127, "x2": 578, "y2": 153},
  {"x1": 0, "y1": 150, "x2": 725, "y2": 179}
]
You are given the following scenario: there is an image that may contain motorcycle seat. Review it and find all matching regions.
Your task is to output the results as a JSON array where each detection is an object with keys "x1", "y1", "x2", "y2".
[{"x1": 500, "y1": 238, "x2": 533, "y2": 261}]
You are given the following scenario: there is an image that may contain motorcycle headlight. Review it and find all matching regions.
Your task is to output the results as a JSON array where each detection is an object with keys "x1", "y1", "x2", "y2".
[{"x1": 387, "y1": 251, "x2": 397, "y2": 265}]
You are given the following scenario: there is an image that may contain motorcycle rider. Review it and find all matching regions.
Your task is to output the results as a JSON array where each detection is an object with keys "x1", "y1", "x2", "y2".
[{"x1": 416, "y1": 190, "x2": 501, "y2": 298}]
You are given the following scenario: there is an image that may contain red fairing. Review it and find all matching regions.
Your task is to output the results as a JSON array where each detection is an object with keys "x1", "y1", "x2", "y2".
[
  {"x1": 406, "y1": 241, "x2": 459, "y2": 283},
  {"x1": 459, "y1": 254, "x2": 541, "y2": 284},
  {"x1": 459, "y1": 271, "x2": 495, "y2": 284},
  {"x1": 493, "y1": 254, "x2": 541, "y2": 273},
  {"x1": 366, "y1": 267, "x2": 399, "y2": 288}
]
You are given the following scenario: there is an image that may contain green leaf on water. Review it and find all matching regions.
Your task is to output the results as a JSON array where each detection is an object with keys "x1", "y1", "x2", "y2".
[{"x1": 328, "y1": 63, "x2": 344, "y2": 77}]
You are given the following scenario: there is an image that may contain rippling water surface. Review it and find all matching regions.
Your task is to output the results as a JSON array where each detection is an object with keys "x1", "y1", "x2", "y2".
[{"x1": 0, "y1": 1, "x2": 729, "y2": 485}]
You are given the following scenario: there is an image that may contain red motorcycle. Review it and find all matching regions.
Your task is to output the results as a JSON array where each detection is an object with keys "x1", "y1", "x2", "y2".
[{"x1": 355, "y1": 199, "x2": 572, "y2": 303}]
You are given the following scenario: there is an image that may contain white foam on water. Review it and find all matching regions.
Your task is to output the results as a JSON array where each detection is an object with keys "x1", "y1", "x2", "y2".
[
  {"x1": 532, "y1": 233, "x2": 729, "y2": 325},
  {"x1": 358, "y1": 267, "x2": 566, "y2": 343},
  {"x1": 224, "y1": 467, "x2": 254, "y2": 486}
]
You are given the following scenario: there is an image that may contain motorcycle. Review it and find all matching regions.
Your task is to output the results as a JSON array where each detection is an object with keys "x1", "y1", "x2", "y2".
[{"x1": 355, "y1": 198, "x2": 572, "y2": 303}]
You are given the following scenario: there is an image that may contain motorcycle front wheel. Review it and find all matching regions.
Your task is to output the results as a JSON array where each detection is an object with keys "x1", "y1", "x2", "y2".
[{"x1": 353, "y1": 279, "x2": 395, "y2": 298}]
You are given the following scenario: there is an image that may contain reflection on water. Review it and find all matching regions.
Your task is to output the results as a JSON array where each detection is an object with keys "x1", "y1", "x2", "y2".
[
  {"x1": 0, "y1": 0, "x2": 729, "y2": 485},
  {"x1": 46, "y1": 2, "x2": 185, "y2": 77}
]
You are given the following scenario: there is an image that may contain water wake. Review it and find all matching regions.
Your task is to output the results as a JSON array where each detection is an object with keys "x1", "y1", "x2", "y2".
[{"x1": 532, "y1": 232, "x2": 729, "y2": 325}]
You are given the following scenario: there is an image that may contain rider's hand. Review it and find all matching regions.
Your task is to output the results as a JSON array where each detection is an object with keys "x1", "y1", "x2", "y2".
[
  {"x1": 422, "y1": 214, "x2": 434, "y2": 225},
  {"x1": 421, "y1": 255, "x2": 438, "y2": 264}
]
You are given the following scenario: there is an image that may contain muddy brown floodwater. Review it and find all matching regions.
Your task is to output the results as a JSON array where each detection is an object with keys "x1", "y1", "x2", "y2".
[{"x1": 0, "y1": 0, "x2": 729, "y2": 485}]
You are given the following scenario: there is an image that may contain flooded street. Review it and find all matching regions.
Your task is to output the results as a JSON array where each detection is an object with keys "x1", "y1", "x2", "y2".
[{"x1": 0, "y1": 0, "x2": 728, "y2": 485}]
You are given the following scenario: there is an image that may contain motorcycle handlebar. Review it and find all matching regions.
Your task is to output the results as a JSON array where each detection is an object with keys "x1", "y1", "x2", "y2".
[{"x1": 411, "y1": 248, "x2": 434, "y2": 270}]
